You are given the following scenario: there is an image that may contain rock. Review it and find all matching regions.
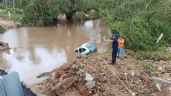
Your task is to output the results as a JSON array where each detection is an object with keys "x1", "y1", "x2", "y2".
[
  {"x1": 139, "y1": 74, "x2": 149, "y2": 82},
  {"x1": 157, "y1": 66, "x2": 163, "y2": 71},
  {"x1": 165, "y1": 65, "x2": 171, "y2": 72},
  {"x1": 167, "y1": 47, "x2": 171, "y2": 53},
  {"x1": 72, "y1": 60, "x2": 77, "y2": 64},
  {"x1": 151, "y1": 77, "x2": 171, "y2": 84},
  {"x1": 0, "y1": 41, "x2": 9, "y2": 51},
  {"x1": 92, "y1": 93, "x2": 98, "y2": 96},
  {"x1": 52, "y1": 76, "x2": 77, "y2": 92},
  {"x1": 76, "y1": 69, "x2": 84, "y2": 76},
  {"x1": 0, "y1": 69, "x2": 7, "y2": 76},
  {"x1": 153, "y1": 83, "x2": 162, "y2": 91},
  {"x1": 86, "y1": 81, "x2": 96, "y2": 90},
  {"x1": 57, "y1": 14, "x2": 67, "y2": 21},
  {"x1": 74, "y1": 84, "x2": 87, "y2": 94},
  {"x1": 129, "y1": 71, "x2": 135, "y2": 76},
  {"x1": 85, "y1": 73, "x2": 94, "y2": 81},
  {"x1": 162, "y1": 86, "x2": 171, "y2": 96},
  {"x1": 66, "y1": 90, "x2": 81, "y2": 96},
  {"x1": 169, "y1": 61, "x2": 171, "y2": 65},
  {"x1": 99, "y1": 86, "x2": 105, "y2": 92},
  {"x1": 163, "y1": 73, "x2": 171, "y2": 81}
]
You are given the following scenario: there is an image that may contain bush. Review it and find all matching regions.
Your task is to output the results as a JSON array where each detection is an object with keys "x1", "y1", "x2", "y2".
[
  {"x1": 103, "y1": 0, "x2": 171, "y2": 51},
  {"x1": 0, "y1": 26, "x2": 5, "y2": 33},
  {"x1": 23, "y1": 0, "x2": 59, "y2": 26}
]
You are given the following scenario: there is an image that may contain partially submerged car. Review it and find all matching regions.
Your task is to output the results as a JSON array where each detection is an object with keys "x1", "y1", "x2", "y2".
[{"x1": 74, "y1": 42, "x2": 97, "y2": 55}]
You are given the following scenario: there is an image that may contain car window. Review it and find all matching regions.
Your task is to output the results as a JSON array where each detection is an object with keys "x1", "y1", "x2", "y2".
[
  {"x1": 86, "y1": 43, "x2": 95, "y2": 49},
  {"x1": 79, "y1": 48, "x2": 86, "y2": 52}
]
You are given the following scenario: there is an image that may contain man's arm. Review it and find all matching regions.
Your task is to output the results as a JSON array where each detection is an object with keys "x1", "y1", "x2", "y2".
[{"x1": 103, "y1": 36, "x2": 113, "y2": 42}]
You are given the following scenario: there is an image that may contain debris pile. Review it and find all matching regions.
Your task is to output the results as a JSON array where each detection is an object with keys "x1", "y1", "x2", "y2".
[
  {"x1": 35, "y1": 54, "x2": 171, "y2": 96},
  {"x1": 0, "y1": 41, "x2": 9, "y2": 51}
]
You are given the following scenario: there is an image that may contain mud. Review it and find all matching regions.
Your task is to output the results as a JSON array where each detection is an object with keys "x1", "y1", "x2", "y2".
[
  {"x1": 33, "y1": 52, "x2": 171, "y2": 96},
  {"x1": 0, "y1": 20, "x2": 15, "y2": 29}
]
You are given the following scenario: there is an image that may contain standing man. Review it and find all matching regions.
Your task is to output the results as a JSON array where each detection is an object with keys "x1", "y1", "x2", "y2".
[
  {"x1": 104, "y1": 34, "x2": 118, "y2": 65},
  {"x1": 118, "y1": 36, "x2": 125, "y2": 59}
]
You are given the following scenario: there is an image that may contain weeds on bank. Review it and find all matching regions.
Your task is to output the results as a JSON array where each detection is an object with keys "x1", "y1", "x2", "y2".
[
  {"x1": 137, "y1": 61, "x2": 157, "y2": 76},
  {"x1": 0, "y1": 26, "x2": 5, "y2": 33},
  {"x1": 135, "y1": 50, "x2": 171, "y2": 61},
  {"x1": 0, "y1": 8, "x2": 23, "y2": 21}
]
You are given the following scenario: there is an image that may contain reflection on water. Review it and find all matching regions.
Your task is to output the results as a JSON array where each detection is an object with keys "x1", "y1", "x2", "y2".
[{"x1": 0, "y1": 20, "x2": 109, "y2": 85}]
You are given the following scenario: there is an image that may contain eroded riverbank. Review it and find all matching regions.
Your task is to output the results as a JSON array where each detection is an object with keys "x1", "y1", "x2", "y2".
[{"x1": 31, "y1": 51, "x2": 171, "y2": 96}]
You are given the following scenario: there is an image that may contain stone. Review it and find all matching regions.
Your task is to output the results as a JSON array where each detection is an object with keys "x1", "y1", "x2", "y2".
[
  {"x1": 165, "y1": 65, "x2": 171, "y2": 73},
  {"x1": 86, "y1": 81, "x2": 96, "y2": 90},
  {"x1": 85, "y1": 73, "x2": 94, "y2": 81},
  {"x1": 99, "y1": 86, "x2": 105, "y2": 92},
  {"x1": 162, "y1": 86, "x2": 171, "y2": 96},
  {"x1": 151, "y1": 77, "x2": 171, "y2": 84},
  {"x1": 167, "y1": 47, "x2": 171, "y2": 53},
  {"x1": 77, "y1": 69, "x2": 84, "y2": 75},
  {"x1": 72, "y1": 60, "x2": 77, "y2": 64},
  {"x1": 129, "y1": 71, "x2": 135, "y2": 76},
  {"x1": 163, "y1": 73, "x2": 171, "y2": 81},
  {"x1": 155, "y1": 83, "x2": 162, "y2": 91},
  {"x1": 0, "y1": 41, "x2": 9, "y2": 51},
  {"x1": 169, "y1": 61, "x2": 171, "y2": 65},
  {"x1": 157, "y1": 66, "x2": 163, "y2": 71},
  {"x1": 66, "y1": 90, "x2": 81, "y2": 96}
]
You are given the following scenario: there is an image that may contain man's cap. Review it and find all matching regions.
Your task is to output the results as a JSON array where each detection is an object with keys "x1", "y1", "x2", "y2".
[{"x1": 112, "y1": 33, "x2": 118, "y2": 37}]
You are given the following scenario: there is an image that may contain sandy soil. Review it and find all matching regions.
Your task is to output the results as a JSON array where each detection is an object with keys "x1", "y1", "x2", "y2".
[{"x1": 0, "y1": 19, "x2": 15, "y2": 29}]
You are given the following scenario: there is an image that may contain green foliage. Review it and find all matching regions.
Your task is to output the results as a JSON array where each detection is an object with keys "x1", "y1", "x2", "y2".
[
  {"x1": 0, "y1": 26, "x2": 5, "y2": 33},
  {"x1": 1, "y1": 0, "x2": 170, "y2": 51},
  {"x1": 103, "y1": 0, "x2": 171, "y2": 51},
  {"x1": 135, "y1": 49, "x2": 171, "y2": 61},
  {"x1": 23, "y1": 0, "x2": 59, "y2": 26},
  {"x1": 0, "y1": 8, "x2": 23, "y2": 21},
  {"x1": 137, "y1": 61, "x2": 157, "y2": 75},
  {"x1": 21, "y1": 0, "x2": 106, "y2": 25},
  {"x1": 145, "y1": 63, "x2": 157, "y2": 75}
]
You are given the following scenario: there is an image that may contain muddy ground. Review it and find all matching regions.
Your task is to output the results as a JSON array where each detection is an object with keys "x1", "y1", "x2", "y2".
[
  {"x1": 31, "y1": 51, "x2": 171, "y2": 96},
  {"x1": 0, "y1": 19, "x2": 15, "y2": 29}
]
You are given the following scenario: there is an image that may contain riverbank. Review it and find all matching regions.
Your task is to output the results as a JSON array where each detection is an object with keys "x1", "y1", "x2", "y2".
[
  {"x1": 0, "y1": 19, "x2": 15, "y2": 29},
  {"x1": 31, "y1": 50, "x2": 171, "y2": 96}
]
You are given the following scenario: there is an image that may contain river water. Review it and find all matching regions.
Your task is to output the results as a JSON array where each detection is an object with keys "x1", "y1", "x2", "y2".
[{"x1": 0, "y1": 20, "x2": 110, "y2": 85}]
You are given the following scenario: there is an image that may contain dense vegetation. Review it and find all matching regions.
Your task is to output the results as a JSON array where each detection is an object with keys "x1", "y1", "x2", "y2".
[
  {"x1": 0, "y1": 0, "x2": 170, "y2": 51},
  {"x1": 0, "y1": 26, "x2": 5, "y2": 33}
]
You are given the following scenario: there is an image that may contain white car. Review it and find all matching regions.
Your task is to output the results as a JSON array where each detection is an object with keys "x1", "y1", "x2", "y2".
[{"x1": 74, "y1": 42, "x2": 97, "y2": 55}]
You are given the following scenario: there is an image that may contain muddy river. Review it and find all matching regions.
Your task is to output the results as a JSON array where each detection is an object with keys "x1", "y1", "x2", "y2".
[{"x1": 0, "y1": 20, "x2": 110, "y2": 85}]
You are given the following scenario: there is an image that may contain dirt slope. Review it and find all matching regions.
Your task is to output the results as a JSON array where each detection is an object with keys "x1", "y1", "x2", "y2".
[{"x1": 31, "y1": 51, "x2": 171, "y2": 96}]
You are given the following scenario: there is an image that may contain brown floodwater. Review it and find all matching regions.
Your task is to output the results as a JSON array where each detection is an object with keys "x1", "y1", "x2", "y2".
[{"x1": 0, "y1": 20, "x2": 110, "y2": 85}]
